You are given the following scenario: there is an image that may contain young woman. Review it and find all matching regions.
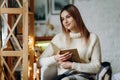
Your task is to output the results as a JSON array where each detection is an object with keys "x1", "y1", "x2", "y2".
[{"x1": 39, "y1": 4, "x2": 101, "y2": 80}]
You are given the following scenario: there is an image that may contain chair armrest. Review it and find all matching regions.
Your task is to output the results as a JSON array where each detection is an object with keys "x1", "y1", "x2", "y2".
[
  {"x1": 96, "y1": 62, "x2": 112, "y2": 80},
  {"x1": 41, "y1": 64, "x2": 57, "y2": 80}
]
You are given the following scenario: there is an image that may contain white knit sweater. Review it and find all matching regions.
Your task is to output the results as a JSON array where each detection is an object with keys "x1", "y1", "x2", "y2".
[{"x1": 39, "y1": 32, "x2": 101, "y2": 75}]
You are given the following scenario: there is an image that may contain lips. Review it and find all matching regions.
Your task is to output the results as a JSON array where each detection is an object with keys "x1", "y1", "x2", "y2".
[{"x1": 65, "y1": 23, "x2": 70, "y2": 27}]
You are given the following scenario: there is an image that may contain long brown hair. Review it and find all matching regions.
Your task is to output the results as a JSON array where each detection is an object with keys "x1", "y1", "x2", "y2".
[{"x1": 60, "y1": 4, "x2": 90, "y2": 42}]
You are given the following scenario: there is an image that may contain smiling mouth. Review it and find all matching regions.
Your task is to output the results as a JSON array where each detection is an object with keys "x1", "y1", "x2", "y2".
[{"x1": 66, "y1": 24, "x2": 70, "y2": 27}]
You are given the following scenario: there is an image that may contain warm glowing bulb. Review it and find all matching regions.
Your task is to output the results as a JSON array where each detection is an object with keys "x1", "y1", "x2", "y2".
[
  {"x1": 29, "y1": 66, "x2": 32, "y2": 70},
  {"x1": 37, "y1": 69, "x2": 39, "y2": 73}
]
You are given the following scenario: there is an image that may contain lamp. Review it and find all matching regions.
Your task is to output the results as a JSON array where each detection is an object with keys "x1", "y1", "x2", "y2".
[{"x1": 46, "y1": 18, "x2": 55, "y2": 36}]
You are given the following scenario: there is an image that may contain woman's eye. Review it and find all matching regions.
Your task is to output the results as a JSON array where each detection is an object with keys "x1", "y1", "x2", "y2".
[
  {"x1": 61, "y1": 15, "x2": 71, "y2": 21},
  {"x1": 66, "y1": 15, "x2": 71, "y2": 18}
]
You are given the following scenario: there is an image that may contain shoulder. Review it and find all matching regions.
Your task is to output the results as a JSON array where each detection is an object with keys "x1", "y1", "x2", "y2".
[
  {"x1": 89, "y1": 32, "x2": 100, "y2": 45},
  {"x1": 90, "y1": 32, "x2": 99, "y2": 41},
  {"x1": 51, "y1": 32, "x2": 65, "y2": 43}
]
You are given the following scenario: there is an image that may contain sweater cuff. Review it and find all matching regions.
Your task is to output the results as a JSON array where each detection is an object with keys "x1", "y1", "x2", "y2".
[
  {"x1": 50, "y1": 56, "x2": 57, "y2": 64},
  {"x1": 72, "y1": 62, "x2": 79, "y2": 70}
]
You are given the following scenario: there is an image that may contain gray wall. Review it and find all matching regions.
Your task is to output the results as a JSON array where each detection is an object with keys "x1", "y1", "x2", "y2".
[{"x1": 74, "y1": 0, "x2": 120, "y2": 74}]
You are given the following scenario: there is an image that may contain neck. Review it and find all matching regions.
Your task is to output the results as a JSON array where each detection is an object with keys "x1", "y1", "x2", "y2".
[
  {"x1": 70, "y1": 29, "x2": 80, "y2": 33},
  {"x1": 70, "y1": 26, "x2": 80, "y2": 33}
]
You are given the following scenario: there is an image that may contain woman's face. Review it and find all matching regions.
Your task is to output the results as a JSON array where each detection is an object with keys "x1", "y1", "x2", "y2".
[{"x1": 61, "y1": 10, "x2": 78, "y2": 32}]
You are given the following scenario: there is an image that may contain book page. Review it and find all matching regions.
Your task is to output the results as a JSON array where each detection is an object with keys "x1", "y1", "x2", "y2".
[{"x1": 50, "y1": 42, "x2": 60, "y2": 54}]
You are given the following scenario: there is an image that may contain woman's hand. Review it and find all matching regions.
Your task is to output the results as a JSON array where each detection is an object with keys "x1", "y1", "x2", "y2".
[
  {"x1": 54, "y1": 51, "x2": 72, "y2": 62},
  {"x1": 60, "y1": 61, "x2": 73, "y2": 69}
]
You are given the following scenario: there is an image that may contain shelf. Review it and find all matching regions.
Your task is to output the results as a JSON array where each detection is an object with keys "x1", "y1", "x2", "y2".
[
  {"x1": 28, "y1": 12, "x2": 34, "y2": 15},
  {"x1": 35, "y1": 36, "x2": 53, "y2": 41}
]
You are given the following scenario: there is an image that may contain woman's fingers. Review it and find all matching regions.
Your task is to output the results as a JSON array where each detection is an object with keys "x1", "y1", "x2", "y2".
[
  {"x1": 59, "y1": 52, "x2": 72, "y2": 61},
  {"x1": 55, "y1": 51, "x2": 72, "y2": 62}
]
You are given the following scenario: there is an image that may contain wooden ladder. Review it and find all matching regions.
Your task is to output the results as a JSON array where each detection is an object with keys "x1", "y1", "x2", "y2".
[{"x1": 0, "y1": 0, "x2": 28, "y2": 80}]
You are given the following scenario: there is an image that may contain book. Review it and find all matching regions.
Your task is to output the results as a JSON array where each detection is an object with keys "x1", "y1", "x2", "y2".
[
  {"x1": 50, "y1": 42, "x2": 81, "y2": 63},
  {"x1": 60, "y1": 49, "x2": 81, "y2": 63}
]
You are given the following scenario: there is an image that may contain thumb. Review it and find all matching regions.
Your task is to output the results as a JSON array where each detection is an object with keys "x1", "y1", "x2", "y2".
[{"x1": 57, "y1": 50, "x2": 60, "y2": 54}]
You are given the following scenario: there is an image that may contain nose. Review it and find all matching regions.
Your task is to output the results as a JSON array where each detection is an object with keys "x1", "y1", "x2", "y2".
[{"x1": 64, "y1": 18, "x2": 68, "y2": 23}]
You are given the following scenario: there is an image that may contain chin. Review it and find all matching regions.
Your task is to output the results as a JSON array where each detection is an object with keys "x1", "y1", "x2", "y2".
[
  {"x1": 68, "y1": 27, "x2": 73, "y2": 31},
  {"x1": 65, "y1": 26, "x2": 72, "y2": 30},
  {"x1": 66, "y1": 26, "x2": 71, "y2": 29}
]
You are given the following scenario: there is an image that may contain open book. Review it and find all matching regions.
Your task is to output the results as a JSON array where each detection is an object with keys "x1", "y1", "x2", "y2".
[{"x1": 50, "y1": 42, "x2": 81, "y2": 63}]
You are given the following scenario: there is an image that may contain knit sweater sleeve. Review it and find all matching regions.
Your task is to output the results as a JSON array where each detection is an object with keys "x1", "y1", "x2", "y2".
[
  {"x1": 72, "y1": 34, "x2": 101, "y2": 74},
  {"x1": 39, "y1": 34, "x2": 62, "y2": 67}
]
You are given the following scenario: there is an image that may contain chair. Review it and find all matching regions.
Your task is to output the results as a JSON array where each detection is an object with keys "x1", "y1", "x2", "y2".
[
  {"x1": 96, "y1": 62, "x2": 112, "y2": 80},
  {"x1": 41, "y1": 62, "x2": 112, "y2": 80}
]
